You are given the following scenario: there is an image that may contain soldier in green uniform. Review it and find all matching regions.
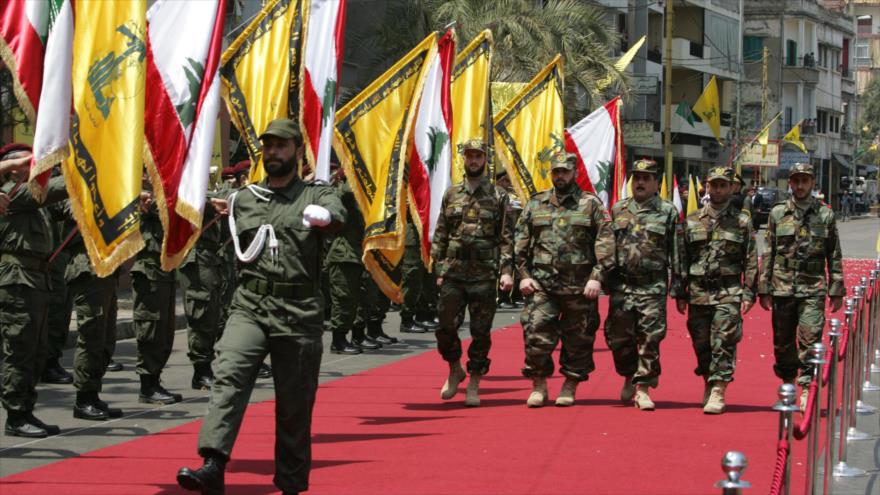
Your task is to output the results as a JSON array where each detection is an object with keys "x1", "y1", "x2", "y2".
[
  {"x1": 677, "y1": 167, "x2": 758, "y2": 414},
  {"x1": 177, "y1": 119, "x2": 346, "y2": 495},
  {"x1": 132, "y1": 186, "x2": 181, "y2": 405},
  {"x1": 758, "y1": 162, "x2": 844, "y2": 410},
  {"x1": 65, "y1": 210, "x2": 124, "y2": 421},
  {"x1": 729, "y1": 173, "x2": 752, "y2": 216},
  {"x1": 353, "y1": 271, "x2": 396, "y2": 344},
  {"x1": 431, "y1": 138, "x2": 514, "y2": 407},
  {"x1": 179, "y1": 197, "x2": 228, "y2": 390},
  {"x1": 605, "y1": 159, "x2": 683, "y2": 411},
  {"x1": 400, "y1": 219, "x2": 439, "y2": 333},
  {"x1": 515, "y1": 152, "x2": 615, "y2": 408},
  {"x1": 495, "y1": 168, "x2": 523, "y2": 309},
  {"x1": 326, "y1": 161, "x2": 382, "y2": 354},
  {"x1": 0, "y1": 144, "x2": 63, "y2": 437},
  {"x1": 42, "y1": 194, "x2": 74, "y2": 385}
]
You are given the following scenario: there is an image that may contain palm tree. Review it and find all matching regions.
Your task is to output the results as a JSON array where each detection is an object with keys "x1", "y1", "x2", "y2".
[{"x1": 346, "y1": 0, "x2": 627, "y2": 120}]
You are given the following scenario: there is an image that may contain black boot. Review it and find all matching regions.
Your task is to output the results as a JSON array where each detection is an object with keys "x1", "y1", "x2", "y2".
[
  {"x1": 42, "y1": 359, "x2": 74, "y2": 384},
  {"x1": 367, "y1": 320, "x2": 398, "y2": 344},
  {"x1": 4, "y1": 410, "x2": 48, "y2": 438},
  {"x1": 257, "y1": 363, "x2": 273, "y2": 379},
  {"x1": 139, "y1": 375, "x2": 179, "y2": 405},
  {"x1": 400, "y1": 318, "x2": 425, "y2": 333},
  {"x1": 177, "y1": 452, "x2": 226, "y2": 495},
  {"x1": 74, "y1": 391, "x2": 110, "y2": 421},
  {"x1": 192, "y1": 363, "x2": 214, "y2": 390},
  {"x1": 351, "y1": 328, "x2": 381, "y2": 350},
  {"x1": 414, "y1": 313, "x2": 439, "y2": 330},
  {"x1": 93, "y1": 395, "x2": 123, "y2": 418},
  {"x1": 26, "y1": 412, "x2": 60, "y2": 435},
  {"x1": 106, "y1": 359, "x2": 123, "y2": 372},
  {"x1": 330, "y1": 337, "x2": 361, "y2": 355}
]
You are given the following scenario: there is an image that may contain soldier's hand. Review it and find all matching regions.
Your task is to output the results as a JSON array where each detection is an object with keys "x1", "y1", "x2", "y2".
[
  {"x1": 582, "y1": 280, "x2": 601, "y2": 299},
  {"x1": 436, "y1": 277, "x2": 443, "y2": 287},
  {"x1": 759, "y1": 294, "x2": 772, "y2": 311},
  {"x1": 520, "y1": 278, "x2": 540, "y2": 296},
  {"x1": 302, "y1": 204, "x2": 331, "y2": 227},
  {"x1": 741, "y1": 300, "x2": 754, "y2": 314},
  {"x1": 499, "y1": 274, "x2": 514, "y2": 292},
  {"x1": 675, "y1": 299, "x2": 687, "y2": 314},
  {"x1": 138, "y1": 191, "x2": 153, "y2": 213},
  {"x1": 0, "y1": 151, "x2": 31, "y2": 176},
  {"x1": 0, "y1": 192, "x2": 8, "y2": 216},
  {"x1": 829, "y1": 296, "x2": 843, "y2": 313},
  {"x1": 210, "y1": 198, "x2": 228, "y2": 215}
]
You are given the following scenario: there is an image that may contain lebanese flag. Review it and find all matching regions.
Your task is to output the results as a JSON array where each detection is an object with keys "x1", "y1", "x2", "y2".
[
  {"x1": 301, "y1": 0, "x2": 347, "y2": 182},
  {"x1": 564, "y1": 96, "x2": 625, "y2": 207},
  {"x1": 144, "y1": 0, "x2": 226, "y2": 270},
  {"x1": 0, "y1": 0, "x2": 72, "y2": 200},
  {"x1": 409, "y1": 31, "x2": 454, "y2": 264},
  {"x1": 672, "y1": 176, "x2": 684, "y2": 219}
]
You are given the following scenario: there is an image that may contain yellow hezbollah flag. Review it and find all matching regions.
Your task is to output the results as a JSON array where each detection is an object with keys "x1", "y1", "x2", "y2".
[
  {"x1": 491, "y1": 82, "x2": 525, "y2": 118},
  {"x1": 451, "y1": 30, "x2": 492, "y2": 183},
  {"x1": 493, "y1": 55, "x2": 565, "y2": 200},
  {"x1": 62, "y1": 0, "x2": 146, "y2": 277},
  {"x1": 333, "y1": 33, "x2": 437, "y2": 302},
  {"x1": 220, "y1": 0, "x2": 303, "y2": 183},
  {"x1": 687, "y1": 175, "x2": 699, "y2": 216},
  {"x1": 596, "y1": 35, "x2": 646, "y2": 91},
  {"x1": 783, "y1": 121, "x2": 807, "y2": 153},
  {"x1": 693, "y1": 75, "x2": 721, "y2": 141},
  {"x1": 660, "y1": 173, "x2": 669, "y2": 200}
]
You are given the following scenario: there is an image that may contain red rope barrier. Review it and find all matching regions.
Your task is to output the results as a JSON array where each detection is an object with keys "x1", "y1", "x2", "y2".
[
  {"x1": 793, "y1": 379, "x2": 819, "y2": 440},
  {"x1": 821, "y1": 345, "x2": 834, "y2": 385},
  {"x1": 837, "y1": 323, "x2": 849, "y2": 361},
  {"x1": 768, "y1": 438, "x2": 790, "y2": 495}
]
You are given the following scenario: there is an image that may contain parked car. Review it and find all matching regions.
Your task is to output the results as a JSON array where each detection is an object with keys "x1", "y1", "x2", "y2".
[{"x1": 751, "y1": 187, "x2": 786, "y2": 229}]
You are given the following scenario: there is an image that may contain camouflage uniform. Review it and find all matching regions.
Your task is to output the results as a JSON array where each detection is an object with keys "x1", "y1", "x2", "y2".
[
  {"x1": 515, "y1": 181, "x2": 615, "y2": 381},
  {"x1": 759, "y1": 163, "x2": 845, "y2": 385},
  {"x1": 681, "y1": 171, "x2": 758, "y2": 383},
  {"x1": 431, "y1": 176, "x2": 514, "y2": 375},
  {"x1": 605, "y1": 175, "x2": 683, "y2": 388},
  {"x1": 496, "y1": 172, "x2": 523, "y2": 307}
]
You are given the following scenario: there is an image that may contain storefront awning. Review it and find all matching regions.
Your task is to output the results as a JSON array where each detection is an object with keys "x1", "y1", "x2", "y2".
[{"x1": 832, "y1": 153, "x2": 852, "y2": 170}]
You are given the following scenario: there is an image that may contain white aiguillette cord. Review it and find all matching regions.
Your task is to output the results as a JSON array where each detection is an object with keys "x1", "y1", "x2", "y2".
[{"x1": 228, "y1": 184, "x2": 279, "y2": 263}]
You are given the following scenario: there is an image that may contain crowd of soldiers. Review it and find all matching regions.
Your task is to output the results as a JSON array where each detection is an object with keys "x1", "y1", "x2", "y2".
[{"x1": 0, "y1": 118, "x2": 844, "y2": 495}]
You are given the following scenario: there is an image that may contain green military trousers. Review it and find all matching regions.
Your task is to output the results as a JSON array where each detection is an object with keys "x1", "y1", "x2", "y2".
[
  {"x1": 179, "y1": 260, "x2": 223, "y2": 366},
  {"x1": 436, "y1": 279, "x2": 496, "y2": 375},
  {"x1": 0, "y1": 284, "x2": 49, "y2": 413},
  {"x1": 604, "y1": 293, "x2": 667, "y2": 388},
  {"x1": 327, "y1": 262, "x2": 362, "y2": 339},
  {"x1": 772, "y1": 296, "x2": 826, "y2": 385},
  {"x1": 46, "y1": 251, "x2": 72, "y2": 363},
  {"x1": 197, "y1": 309, "x2": 323, "y2": 493},
  {"x1": 686, "y1": 303, "x2": 742, "y2": 383},
  {"x1": 69, "y1": 272, "x2": 118, "y2": 393},
  {"x1": 354, "y1": 272, "x2": 390, "y2": 333},
  {"x1": 132, "y1": 274, "x2": 177, "y2": 376},
  {"x1": 520, "y1": 291, "x2": 600, "y2": 381},
  {"x1": 400, "y1": 245, "x2": 436, "y2": 323}
]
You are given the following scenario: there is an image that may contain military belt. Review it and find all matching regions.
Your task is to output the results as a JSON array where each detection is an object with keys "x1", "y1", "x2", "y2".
[
  {"x1": 0, "y1": 252, "x2": 49, "y2": 272},
  {"x1": 774, "y1": 255, "x2": 825, "y2": 275},
  {"x1": 622, "y1": 270, "x2": 665, "y2": 286},
  {"x1": 696, "y1": 275, "x2": 741, "y2": 290},
  {"x1": 447, "y1": 248, "x2": 497, "y2": 261},
  {"x1": 242, "y1": 277, "x2": 314, "y2": 299}
]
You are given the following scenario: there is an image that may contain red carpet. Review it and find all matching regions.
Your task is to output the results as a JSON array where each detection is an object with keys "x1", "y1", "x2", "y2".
[{"x1": 2, "y1": 259, "x2": 875, "y2": 495}]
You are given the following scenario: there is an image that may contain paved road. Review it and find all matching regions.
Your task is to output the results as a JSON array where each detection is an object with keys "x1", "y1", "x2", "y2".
[{"x1": 1, "y1": 216, "x2": 878, "y2": 493}]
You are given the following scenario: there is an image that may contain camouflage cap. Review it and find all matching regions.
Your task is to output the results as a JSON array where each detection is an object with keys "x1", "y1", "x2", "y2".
[
  {"x1": 631, "y1": 158, "x2": 658, "y2": 175},
  {"x1": 259, "y1": 118, "x2": 302, "y2": 141},
  {"x1": 550, "y1": 151, "x2": 577, "y2": 171},
  {"x1": 790, "y1": 162, "x2": 814, "y2": 177},
  {"x1": 706, "y1": 166, "x2": 734, "y2": 183},
  {"x1": 460, "y1": 137, "x2": 487, "y2": 154},
  {"x1": 733, "y1": 173, "x2": 744, "y2": 185}
]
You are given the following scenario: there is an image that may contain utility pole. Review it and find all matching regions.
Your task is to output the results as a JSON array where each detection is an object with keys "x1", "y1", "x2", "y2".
[
  {"x1": 735, "y1": 0, "x2": 744, "y2": 175},
  {"x1": 663, "y1": 0, "x2": 674, "y2": 191}
]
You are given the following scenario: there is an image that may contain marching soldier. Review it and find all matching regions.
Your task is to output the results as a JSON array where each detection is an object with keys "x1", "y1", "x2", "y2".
[
  {"x1": 677, "y1": 167, "x2": 758, "y2": 414},
  {"x1": 42, "y1": 195, "x2": 74, "y2": 385},
  {"x1": 431, "y1": 138, "x2": 514, "y2": 407},
  {"x1": 400, "y1": 218, "x2": 439, "y2": 333},
  {"x1": 0, "y1": 144, "x2": 64, "y2": 437},
  {"x1": 758, "y1": 162, "x2": 844, "y2": 410},
  {"x1": 515, "y1": 152, "x2": 614, "y2": 408},
  {"x1": 730, "y1": 173, "x2": 752, "y2": 216},
  {"x1": 495, "y1": 168, "x2": 523, "y2": 309},
  {"x1": 605, "y1": 159, "x2": 683, "y2": 411},
  {"x1": 177, "y1": 119, "x2": 346, "y2": 495}
]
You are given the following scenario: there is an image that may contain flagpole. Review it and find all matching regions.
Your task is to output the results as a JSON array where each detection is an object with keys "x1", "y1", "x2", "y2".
[
  {"x1": 663, "y1": 0, "x2": 674, "y2": 194},
  {"x1": 730, "y1": 110, "x2": 783, "y2": 167}
]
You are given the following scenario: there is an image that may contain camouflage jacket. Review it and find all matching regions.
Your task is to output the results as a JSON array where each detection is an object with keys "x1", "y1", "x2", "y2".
[
  {"x1": 325, "y1": 181, "x2": 364, "y2": 265},
  {"x1": 0, "y1": 176, "x2": 68, "y2": 290},
  {"x1": 608, "y1": 195, "x2": 683, "y2": 297},
  {"x1": 432, "y1": 177, "x2": 514, "y2": 282},
  {"x1": 515, "y1": 187, "x2": 614, "y2": 295},
  {"x1": 681, "y1": 202, "x2": 758, "y2": 304},
  {"x1": 758, "y1": 197, "x2": 845, "y2": 298}
]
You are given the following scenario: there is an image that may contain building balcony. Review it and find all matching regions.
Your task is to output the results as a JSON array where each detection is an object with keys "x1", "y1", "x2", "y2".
[{"x1": 782, "y1": 59, "x2": 819, "y2": 85}]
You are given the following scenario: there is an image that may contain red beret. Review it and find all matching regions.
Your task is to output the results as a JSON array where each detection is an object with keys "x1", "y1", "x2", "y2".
[{"x1": 0, "y1": 143, "x2": 32, "y2": 160}]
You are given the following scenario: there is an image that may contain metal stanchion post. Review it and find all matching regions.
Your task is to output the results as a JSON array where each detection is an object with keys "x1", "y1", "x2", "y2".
[
  {"x1": 774, "y1": 384, "x2": 800, "y2": 494},
  {"x1": 853, "y1": 285, "x2": 877, "y2": 414},
  {"x1": 868, "y1": 270, "x2": 880, "y2": 375},
  {"x1": 823, "y1": 319, "x2": 842, "y2": 495},
  {"x1": 843, "y1": 295, "x2": 871, "y2": 439},
  {"x1": 858, "y1": 276, "x2": 880, "y2": 395},
  {"x1": 805, "y1": 343, "x2": 826, "y2": 495},
  {"x1": 834, "y1": 302, "x2": 869, "y2": 478},
  {"x1": 715, "y1": 451, "x2": 750, "y2": 495}
]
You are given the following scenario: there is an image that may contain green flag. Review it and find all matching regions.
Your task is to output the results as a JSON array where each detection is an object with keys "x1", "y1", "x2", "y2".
[{"x1": 676, "y1": 101, "x2": 695, "y2": 127}]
